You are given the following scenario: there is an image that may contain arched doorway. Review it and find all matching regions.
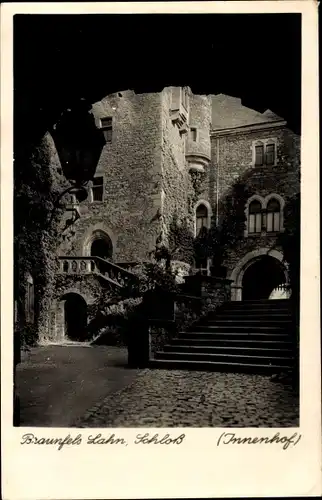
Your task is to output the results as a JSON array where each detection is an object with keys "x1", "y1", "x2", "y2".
[
  {"x1": 90, "y1": 231, "x2": 113, "y2": 260},
  {"x1": 62, "y1": 293, "x2": 87, "y2": 341},
  {"x1": 242, "y1": 256, "x2": 286, "y2": 300},
  {"x1": 228, "y1": 248, "x2": 289, "y2": 301}
]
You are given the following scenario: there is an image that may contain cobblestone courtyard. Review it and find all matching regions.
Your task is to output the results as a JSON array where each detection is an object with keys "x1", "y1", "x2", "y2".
[
  {"x1": 76, "y1": 368, "x2": 299, "y2": 428},
  {"x1": 17, "y1": 346, "x2": 299, "y2": 428}
]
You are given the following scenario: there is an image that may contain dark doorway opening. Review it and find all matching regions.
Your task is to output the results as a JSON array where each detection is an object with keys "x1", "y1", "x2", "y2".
[
  {"x1": 63, "y1": 293, "x2": 87, "y2": 341},
  {"x1": 242, "y1": 256, "x2": 286, "y2": 301},
  {"x1": 90, "y1": 236, "x2": 112, "y2": 260}
]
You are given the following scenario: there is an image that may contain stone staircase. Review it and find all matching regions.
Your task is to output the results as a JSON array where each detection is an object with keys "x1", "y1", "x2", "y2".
[
  {"x1": 58, "y1": 255, "x2": 140, "y2": 290},
  {"x1": 152, "y1": 299, "x2": 296, "y2": 373}
]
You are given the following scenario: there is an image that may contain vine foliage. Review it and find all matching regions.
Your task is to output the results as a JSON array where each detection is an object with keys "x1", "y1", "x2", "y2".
[
  {"x1": 14, "y1": 132, "x2": 69, "y2": 346},
  {"x1": 194, "y1": 179, "x2": 250, "y2": 272}
]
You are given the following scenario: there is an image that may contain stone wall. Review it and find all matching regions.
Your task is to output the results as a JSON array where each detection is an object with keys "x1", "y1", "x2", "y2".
[
  {"x1": 148, "y1": 277, "x2": 232, "y2": 362},
  {"x1": 160, "y1": 87, "x2": 192, "y2": 241},
  {"x1": 209, "y1": 126, "x2": 300, "y2": 274},
  {"x1": 186, "y1": 93, "x2": 212, "y2": 163},
  {"x1": 59, "y1": 90, "x2": 164, "y2": 262},
  {"x1": 42, "y1": 274, "x2": 108, "y2": 343},
  {"x1": 15, "y1": 131, "x2": 70, "y2": 345},
  {"x1": 211, "y1": 126, "x2": 300, "y2": 209}
]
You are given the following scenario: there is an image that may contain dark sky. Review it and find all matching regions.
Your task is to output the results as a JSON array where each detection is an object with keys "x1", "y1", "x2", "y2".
[{"x1": 14, "y1": 14, "x2": 301, "y2": 134}]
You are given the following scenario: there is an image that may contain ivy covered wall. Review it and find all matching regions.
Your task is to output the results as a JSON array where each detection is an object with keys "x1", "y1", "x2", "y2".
[{"x1": 14, "y1": 132, "x2": 70, "y2": 345}]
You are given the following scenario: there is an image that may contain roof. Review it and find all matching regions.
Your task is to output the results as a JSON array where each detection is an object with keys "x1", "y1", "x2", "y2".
[{"x1": 211, "y1": 94, "x2": 285, "y2": 131}]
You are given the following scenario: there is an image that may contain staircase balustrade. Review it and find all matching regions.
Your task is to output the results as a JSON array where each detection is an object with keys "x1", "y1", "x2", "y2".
[{"x1": 58, "y1": 256, "x2": 140, "y2": 289}]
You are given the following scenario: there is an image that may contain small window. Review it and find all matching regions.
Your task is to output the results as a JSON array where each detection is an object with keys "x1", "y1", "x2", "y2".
[
  {"x1": 196, "y1": 204, "x2": 208, "y2": 235},
  {"x1": 101, "y1": 117, "x2": 113, "y2": 142},
  {"x1": 195, "y1": 258, "x2": 209, "y2": 276},
  {"x1": 266, "y1": 143, "x2": 276, "y2": 165},
  {"x1": 92, "y1": 176, "x2": 104, "y2": 202},
  {"x1": 248, "y1": 200, "x2": 262, "y2": 234},
  {"x1": 255, "y1": 144, "x2": 264, "y2": 166},
  {"x1": 190, "y1": 127, "x2": 197, "y2": 141},
  {"x1": 266, "y1": 198, "x2": 281, "y2": 232}
]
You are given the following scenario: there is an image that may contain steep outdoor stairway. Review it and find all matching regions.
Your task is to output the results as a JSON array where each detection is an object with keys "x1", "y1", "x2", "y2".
[
  {"x1": 152, "y1": 299, "x2": 296, "y2": 373},
  {"x1": 58, "y1": 255, "x2": 140, "y2": 290}
]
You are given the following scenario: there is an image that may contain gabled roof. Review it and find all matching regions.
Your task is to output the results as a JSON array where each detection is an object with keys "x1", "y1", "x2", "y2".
[{"x1": 211, "y1": 94, "x2": 285, "y2": 131}]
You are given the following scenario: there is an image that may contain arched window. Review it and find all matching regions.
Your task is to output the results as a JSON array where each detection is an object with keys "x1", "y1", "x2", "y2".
[
  {"x1": 196, "y1": 204, "x2": 208, "y2": 236},
  {"x1": 267, "y1": 198, "x2": 281, "y2": 232},
  {"x1": 248, "y1": 200, "x2": 262, "y2": 234}
]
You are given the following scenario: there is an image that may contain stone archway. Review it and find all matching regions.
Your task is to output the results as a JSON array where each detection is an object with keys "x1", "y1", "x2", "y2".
[
  {"x1": 242, "y1": 256, "x2": 286, "y2": 300},
  {"x1": 90, "y1": 234, "x2": 113, "y2": 260},
  {"x1": 228, "y1": 248, "x2": 289, "y2": 301},
  {"x1": 83, "y1": 226, "x2": 115, "y2": 260},
  {"x1": 58, "y1": 292, "x2": 88, "y2": 341}
]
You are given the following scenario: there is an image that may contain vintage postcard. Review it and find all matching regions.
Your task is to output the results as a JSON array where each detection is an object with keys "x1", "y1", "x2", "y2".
[{"x1": 1, "y1": 1, "x2": 321, "y2": 499}]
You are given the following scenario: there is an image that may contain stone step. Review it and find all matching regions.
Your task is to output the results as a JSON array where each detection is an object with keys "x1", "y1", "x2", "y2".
[
  {"x1": 226, "y1": 298, "x2": 290, "y2": 302},
  {"x1": 191, "y1": 324, "x2": 289, "y2": 333},
  {"x1": 220, "y1": 302, "x2": 292, "y2": 311},
  {"x1": 149, "y1": 299, "x2": 295, "y2": 374},
  {"x1": 172, "y1": 337, "x2": 293, "y2": 348},
  {"x1": 198, "y1": 319, "x2": 292, "y2": 326},
  {"x1": 226, "y1": 299, "x2": 292, "y2": 307},
  {"x1": 216, "y1": 310, "x2": 292, "y2": 317},
  {"x1": 154, "y1": 350, "x2": 294, "y2": 365},
  {"x1": 211, "y1": 313, "x2": 292, "y2": 320},
  {"x1": 150, "y1": 358, "x2": 293, "y2": 374},
  {"x1": 181, "y1": 331, "x2": 291, "y2": 341},
  {"x1": 162, "y1": 344, "x2": 293, "y2": 357}
]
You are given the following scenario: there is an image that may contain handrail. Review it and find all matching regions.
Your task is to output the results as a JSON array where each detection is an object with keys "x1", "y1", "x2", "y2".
[
  {"x1": 91, "y1": 256, "x2": 140, "y2": 280},
  {"x1": 58, "y1": 255, "x2": 140, "y2": 288},
  {"x1": 58, "y1": 255, "x2": 139, "y2": 279}
]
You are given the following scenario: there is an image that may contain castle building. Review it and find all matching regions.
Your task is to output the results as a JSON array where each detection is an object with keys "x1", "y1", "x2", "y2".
[{"x1": 18, "y1": 87, "x2": 300, "y2": 344}]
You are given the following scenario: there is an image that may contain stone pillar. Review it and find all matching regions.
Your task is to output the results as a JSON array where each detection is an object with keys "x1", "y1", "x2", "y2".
[
  {"x1": 55, "y1": 301, "x2": 66, "y2": 341},
  {"x1": 231, "y1": 285, "x2": 242, "y2": 301}
]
